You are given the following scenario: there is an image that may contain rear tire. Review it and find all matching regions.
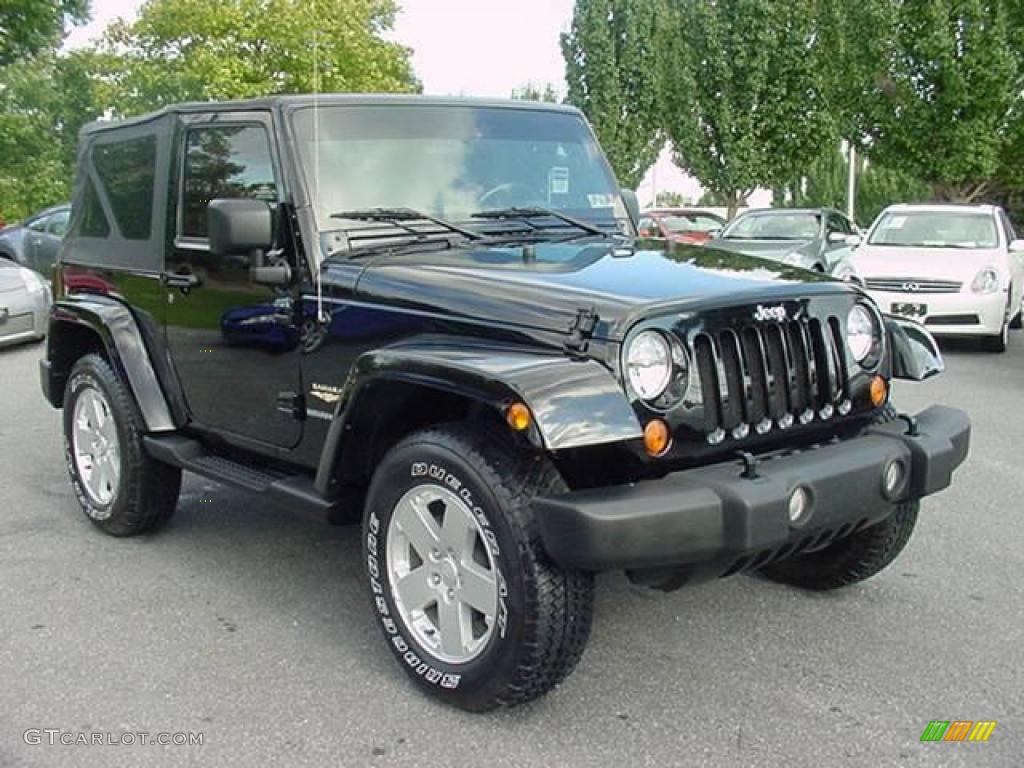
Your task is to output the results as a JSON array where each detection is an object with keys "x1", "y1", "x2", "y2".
[
  {"x1": 362, "y1": 423, "x2": 594, "y2": 711},
  {"x1": 63, "y1": 354, "x2": 181, "y2": 536}
]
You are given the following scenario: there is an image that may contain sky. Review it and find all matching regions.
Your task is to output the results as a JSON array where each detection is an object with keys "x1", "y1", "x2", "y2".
[{"x1": 65, "y1": 0, "x2": 741, "y2": 206}]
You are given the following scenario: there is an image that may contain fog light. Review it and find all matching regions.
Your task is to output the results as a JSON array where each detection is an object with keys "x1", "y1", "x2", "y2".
[
  {"x1": 883, "y1": 460, "x2": 906, "y2": 498},
  {"x1": 506, "y1": 402, "x2": 532, "y2": 432},
  {"x1": 788, "y1": 487, "x2": 812, "y2": 526},
  {"x1": 870, "y1": 376, "x2": 889, "y2": 407},
  {"x1": 644, "y1": 419, "x2": 671, "y2": 457}
]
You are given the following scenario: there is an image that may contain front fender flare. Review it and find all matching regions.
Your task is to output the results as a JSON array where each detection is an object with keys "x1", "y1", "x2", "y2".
[
  {"x1": 314, "y1": 340, "x2": 642, "y2": 493},
  {"x1": 46, "y1": 295, "x2": 176, "y2": 431},
  {"x1": 885, "y1": 315, "x2": 944, "y2": 381}
]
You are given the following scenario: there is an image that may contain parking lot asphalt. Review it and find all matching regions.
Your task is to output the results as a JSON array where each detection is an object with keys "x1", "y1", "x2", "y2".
[{"x1": 1, "y1": 336, "x2": 1021, "y2": 768}]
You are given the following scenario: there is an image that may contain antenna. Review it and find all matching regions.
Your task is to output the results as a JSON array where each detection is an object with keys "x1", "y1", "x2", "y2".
[{"x1": 312, "y1": 28, "x2": 328, "y2": 324}]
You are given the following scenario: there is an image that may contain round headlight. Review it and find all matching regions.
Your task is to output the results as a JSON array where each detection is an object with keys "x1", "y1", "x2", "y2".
[
  {"x1": 847, "y1": 304, "x2": 880, "y2": 363},
  {"x1": 625, "y1": 331, "x2": 672, "y2": 401}
]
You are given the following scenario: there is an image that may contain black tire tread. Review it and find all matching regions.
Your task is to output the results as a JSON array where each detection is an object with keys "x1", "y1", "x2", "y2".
[
  {"x1": 758, "y1": 403, "x2": 919, "y2": 590},
  {"x1": 64, "y1": 354, "x2": 181, "y2": 536}
]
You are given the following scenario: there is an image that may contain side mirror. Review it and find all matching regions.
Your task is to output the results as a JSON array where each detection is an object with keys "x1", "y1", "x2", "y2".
[
  {"x1": 621, "y1": 189, "x2": 640, "y2": 229},
  {"x1": 208, "y1": 198, "x2": 273, "y2": 256},
  {"x1": 707, "y1": 228, "x2": 722, "y2": 239},
  {"x1": 845, "y1": 233, "x2": 862, "y2": 247},
  {"x1": 1009, "y1": 239, "x2": 1024, "y2": 253},
  {"x1": 827, "y1": 231, "x2": 849, "y2": 245}
]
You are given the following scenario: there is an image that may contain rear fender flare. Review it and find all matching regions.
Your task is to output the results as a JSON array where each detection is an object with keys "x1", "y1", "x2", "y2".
[{"x1": 46, "y1": 296, "x2": 176, "y2": 431}]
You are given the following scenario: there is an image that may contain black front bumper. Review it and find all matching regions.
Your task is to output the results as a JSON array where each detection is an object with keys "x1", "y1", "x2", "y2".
[{"x1": 535, "y1": 406, "x2": 969, "y2": 580}]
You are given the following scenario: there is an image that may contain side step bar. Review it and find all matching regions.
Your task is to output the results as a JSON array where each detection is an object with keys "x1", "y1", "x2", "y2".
[{"x1": 143, "y1": 434, "x2": 351, "y2": 523}]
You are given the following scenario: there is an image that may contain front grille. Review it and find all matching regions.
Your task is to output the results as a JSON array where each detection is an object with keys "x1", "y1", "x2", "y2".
[
  {"x1": 693, "y1": 317, "x2": 849, "y2": 443},
  {"x1": 864, "y1": 277, "x2": 962, "y2": 294},
  {"x1": 0, "y1": 312, "x2": 34, "y2": 338}
]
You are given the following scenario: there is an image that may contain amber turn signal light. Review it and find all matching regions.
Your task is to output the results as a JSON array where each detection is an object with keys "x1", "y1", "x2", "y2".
[
  {"x1": 870, "y1": 375, "x2": 889, "y2": 407},
  {"x1": 643, "y1": 419, "x2": 671, "y2": 457},
  {"x1": 506, "y1": 402, "x2": 532, "y2": 432}
]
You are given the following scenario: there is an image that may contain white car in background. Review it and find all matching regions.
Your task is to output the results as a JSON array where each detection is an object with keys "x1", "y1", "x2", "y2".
[{"x1": 850, "y1": 204, "x2": 1024, "y2": 352}]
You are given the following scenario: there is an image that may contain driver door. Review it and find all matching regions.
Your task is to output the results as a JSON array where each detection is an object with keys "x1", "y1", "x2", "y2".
[{"x1": 163, "y1": 113, "x2": 303, "y2": 449}]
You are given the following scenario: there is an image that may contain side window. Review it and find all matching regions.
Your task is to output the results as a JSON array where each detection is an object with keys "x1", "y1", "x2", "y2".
[
  {"x1": 79, "y1": 178, "x2": 111, "y2": 238},
  {"x1": 637, "y1": 217, "x2": 656, "y2": 236},
  {"x1": 180, "y1": 125, "x2": 277, "y2": 239},
  {"x1": 826, "y1": 213, "x2": 848, "y2": 235},
  {"x1": 28, "y1": 215, "x2": 49, "y2": 233},
  {"x1": 92, "y1": 135, "x2": 157, "y2": 240},
  {"x1": 46, "y1": 210, "x2": 70, "y2": 237}
]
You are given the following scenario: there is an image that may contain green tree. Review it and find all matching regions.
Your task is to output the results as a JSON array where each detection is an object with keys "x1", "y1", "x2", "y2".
[
  {"x1": 0, "y1": 0, "x2": 88, "y2": 65},
  {"x1": 660, "y1": 0, "x2": 837, "y2": 219},
  {"x1": 832, "y1": 0, "x2": 1018, "y2": 201},
  {"x1": 561, "y1": 0, "x2": 664, "y2": 188},
  {"x1": 95, "y1": 0, "x2": 419, "y2": 114},
  {"x1": 511, "y1": 83, "x2": 561, "y2": 103}
]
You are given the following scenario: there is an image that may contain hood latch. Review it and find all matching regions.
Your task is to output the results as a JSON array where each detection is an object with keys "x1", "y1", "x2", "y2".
[{"x1": 565, "y1": 307, "x2": 599, "y2": 357}]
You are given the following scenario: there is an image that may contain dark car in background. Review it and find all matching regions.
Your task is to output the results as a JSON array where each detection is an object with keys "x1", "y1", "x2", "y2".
[
  {"x1": 638, "y1": 208, "x2": 725, "y2": 245},
  {"x1": 0, "y1": 203, "x2": 71, "y2": 278},
  {"x1": 710, "y1": 207, "x2": 859, "y2": 272}
]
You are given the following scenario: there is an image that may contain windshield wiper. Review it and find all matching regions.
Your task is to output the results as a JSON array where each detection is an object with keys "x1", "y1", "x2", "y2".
[
  {"x1": 331, "y1": 207, "x2": 484, "y2": 241},
  {"x1": 471, "y1": 206, "x2": 608, "y2": 237}
]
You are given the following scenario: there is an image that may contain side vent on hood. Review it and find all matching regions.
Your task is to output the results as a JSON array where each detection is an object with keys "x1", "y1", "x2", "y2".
[{"x1": 565, "y1": 307, "x2": 599, "y2": 358}]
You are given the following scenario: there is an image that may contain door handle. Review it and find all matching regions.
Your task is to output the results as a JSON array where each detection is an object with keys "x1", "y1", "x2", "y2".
[{"x1": 161, "y1": 272, "x2": 201, "y2": 290}]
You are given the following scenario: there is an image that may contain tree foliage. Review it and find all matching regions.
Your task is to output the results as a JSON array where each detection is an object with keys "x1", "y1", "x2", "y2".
[
  {"x1": 830, "y1": 0, "x2": 1018, "y2": 201},
  {"x1": 96, "y1": 0, "x2": 419, "y2": 114},
  {"x1": 561, "y1": 0, "x2": 663, "y2": 188},
  {"x1": 511, "y1": 82, "x2": 561, "y2": 103},
  {"x1": 659, "y1": 0, "x2": 837, "y2": 218},
  {"x1": 0, "y1": 0, "x2": 88, "y2": 65}
]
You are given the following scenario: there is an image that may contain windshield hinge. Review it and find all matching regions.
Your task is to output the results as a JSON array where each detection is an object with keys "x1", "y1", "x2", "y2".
[{"x1": 565, "y1": 307, "x2": 599, "y2": 357}]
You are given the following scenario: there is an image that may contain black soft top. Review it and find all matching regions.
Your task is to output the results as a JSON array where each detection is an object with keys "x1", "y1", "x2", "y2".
[{"x1": 80, "y1": 94, "x2": 583, "y2": 137}]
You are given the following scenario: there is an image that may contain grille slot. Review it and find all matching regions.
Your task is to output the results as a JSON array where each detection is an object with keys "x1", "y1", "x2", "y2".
[
  {"x1": 864, "y1": 277, "x2": 962, "y2": 294},
  {"x1": 694, "y1": 315, "x2": 848, "y2": 438}
]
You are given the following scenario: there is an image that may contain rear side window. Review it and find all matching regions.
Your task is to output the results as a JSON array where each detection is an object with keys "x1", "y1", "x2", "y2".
[
  {"x1": 180, "y1": 125, "x2": 277, "y2": 239},
  {"x1": 79, "y1": 178, "x2": 111, "y2": 238},
  {"x1": 92, "y1": 135, "x2": 157, "y2": 240}
]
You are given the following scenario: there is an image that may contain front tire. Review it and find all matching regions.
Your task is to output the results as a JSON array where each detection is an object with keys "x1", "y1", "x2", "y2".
[
  {"x1": 63, "y1": 354, "x2": 181, "y2": 536},
  {"x1": 362, "y1": 424, "x2": 594, "y2": 711},
  {"x1": 981, "y1": 302, "x2": 1010, "y2": 352},
  {"x1": 759, "y1": 403, "x2": 919, "y2": 590}
]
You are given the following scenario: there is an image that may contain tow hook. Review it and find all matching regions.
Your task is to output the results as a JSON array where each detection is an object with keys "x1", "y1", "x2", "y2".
[{"x1": 897, "y1": 413, "x2": 920, "y2": 437}]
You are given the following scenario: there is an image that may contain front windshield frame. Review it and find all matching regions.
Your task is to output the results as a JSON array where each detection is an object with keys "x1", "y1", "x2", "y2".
[
  {"x1": 287, "y1": 103, "x2": 628, "y2": 247},
  {"x1": 721, "y1": 211, "x2": 822, "y2": 241},
  {"x1": 867, "y1": 210, "x2": 1000, "y2": 249}
]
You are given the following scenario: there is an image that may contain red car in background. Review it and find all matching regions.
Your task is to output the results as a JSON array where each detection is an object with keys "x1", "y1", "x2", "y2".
[{"x1": 638, "y1": 208, "x2": 726, "y2": 245}]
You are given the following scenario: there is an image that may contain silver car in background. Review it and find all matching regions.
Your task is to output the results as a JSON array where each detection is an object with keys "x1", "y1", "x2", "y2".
[
  {"x1": 709, "y1": 207, "x2": 861, "y2": 272},
  {"x1": 0, "y1": 259, "x2": 50, "y2": 347}
]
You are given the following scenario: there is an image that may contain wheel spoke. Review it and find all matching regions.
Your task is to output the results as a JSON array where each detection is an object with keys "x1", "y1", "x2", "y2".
[
  {"x1": 438, "y1": 599, "x2": 468, "y2": 657},
  {"x1": 74, "y1": 419, "x2": 93, "y2": 449},
  {"x1": 459, "y1": 561, "x2": 497, "y2": 617},
  {"x1": 103, "y1": 452, "x2": 120, "y2": 490},
  {"x1": 397, "y1": 493, "x2": 441, "y2": 559},
  {"x1": 88, "y1": 391, "x2": 105, "y2": 430},
  {"x1": 394, "y1": 567, "x2": 435, "y2": 612},
  {"x1": 440, "y1": 502, "x2": 477, "y2": 557}
]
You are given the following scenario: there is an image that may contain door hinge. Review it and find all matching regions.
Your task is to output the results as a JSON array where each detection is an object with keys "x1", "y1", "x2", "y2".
[
  {"x1": 565, "y1": 307, "x2": 599, "y2": 357},
  {"x1": 276, "y1": 392, "x2": 305, "y2": 420}
]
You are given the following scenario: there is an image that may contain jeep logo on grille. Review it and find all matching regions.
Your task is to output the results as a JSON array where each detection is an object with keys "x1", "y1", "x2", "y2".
[{"x1": 753, "y1": 304, "x2": 788, "y2": 323}]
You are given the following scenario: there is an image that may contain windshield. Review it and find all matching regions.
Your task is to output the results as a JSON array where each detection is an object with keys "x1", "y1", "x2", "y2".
[
  {"x1": 722, "y1": 212, "x2": 820, "y2": 240},
  {"x1": 658, "y1": 213, "x2": 722, "y2": 233},
  {"x1": 868, "y1": 211, "x2": 999, "y2": 249},
  {"x1": 291, "y1": 105, "x2": 626, "y2": 232}
]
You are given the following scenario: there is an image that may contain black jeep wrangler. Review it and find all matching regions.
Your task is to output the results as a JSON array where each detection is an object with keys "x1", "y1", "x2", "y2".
[{"x1": 41, "y1": 95, "x2": 969, "y2": 711}]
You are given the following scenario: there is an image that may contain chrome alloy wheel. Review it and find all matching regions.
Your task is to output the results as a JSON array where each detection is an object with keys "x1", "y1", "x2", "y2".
[
  {"x1": 386, "y1": 484, "x2": 499, "y2": 664},
  {"x1": 71, "y1": 386, "x2": 121, "y2": 510}
]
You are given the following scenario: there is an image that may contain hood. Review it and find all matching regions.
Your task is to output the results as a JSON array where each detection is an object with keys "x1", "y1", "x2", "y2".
[
  {"x1": 851, "y1": 244, "x2": 1004, "y2": 283},
  {"x1": 336, "y1": 239, "x2": 849, "y2": 341},
  {"x1": 709, "y1": 237, "x2": 816, "y2": 259},
  {"x1": 0, "y1": 263, "x2": 26, "y2": 293}
]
